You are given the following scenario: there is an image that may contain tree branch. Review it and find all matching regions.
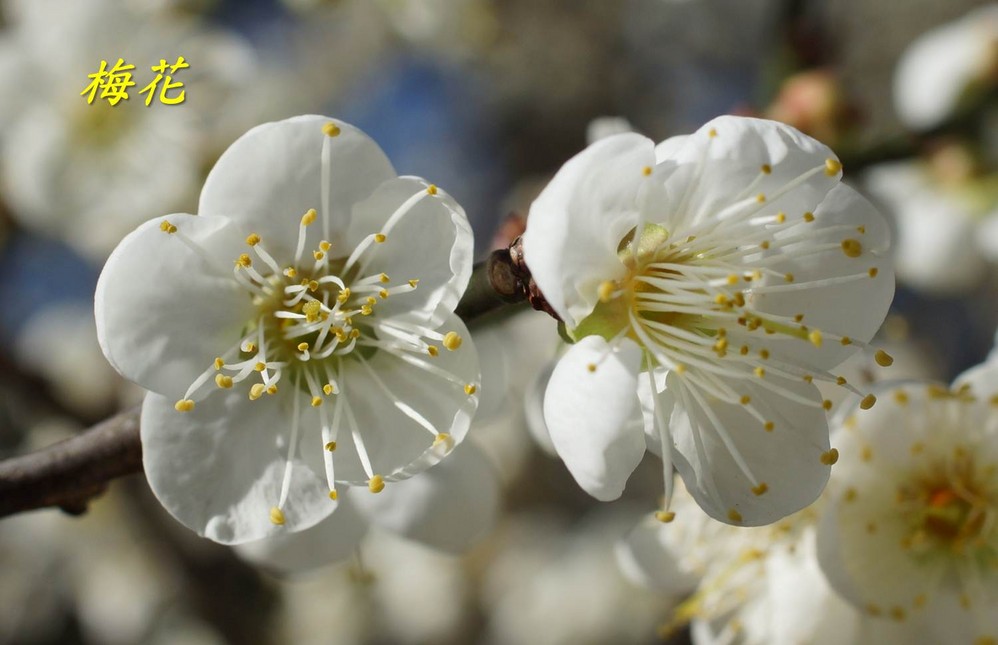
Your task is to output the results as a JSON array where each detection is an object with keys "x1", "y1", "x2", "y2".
[{"x1": 0, "y1": 406, "x2": 141, "y2": 518}]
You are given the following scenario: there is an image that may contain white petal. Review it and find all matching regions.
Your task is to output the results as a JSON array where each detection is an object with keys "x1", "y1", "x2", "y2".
[
  {"x1": 661, "y1": 115, "x2": 838, "y2": 231},
  {"x1": 141, "y1": 390, "x2": 333, "y2": 545},
  {"x1": 325, "y1": 313, "x2": 480, "y2": 484},
  {"x1": 653, "y1": 135, "x2": 688, "y2": 163},
  {"x1": 668, "y1": 369, "x2": 830, "y2": 526},
  {"x1": 233, "y1": 496, "x2": 369, "y2": 575},
  {"x1": 745, "y1": 183, "x2": 894, "y2": 370},
  {"x1": 523, "y1": 133, "x2": 656, "y2": 326},
  {"x1": 351, "y1": 441, "x2": 500, "y2": 553},
  {"x1": 524, "y1": 360, "x2": 558, "y2": 456},
  {"x1": 350, "y1": 177, "x2": 473, "y2": 328},
  {"x1": 198, "y1": 115, "x2": 395, "y2": 259},
  {"x1": 614, "y1": 515, "x2": 700, "y2": 595},
  {"x1": 95, "y1": 214, "x2": 253, "y2": 399},
  {"x1": 544, "y1": 336, "x2": 645, "y2": 501}
]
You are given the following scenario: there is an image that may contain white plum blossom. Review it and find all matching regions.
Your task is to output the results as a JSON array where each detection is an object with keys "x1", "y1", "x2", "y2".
[
  {"x1": 816, "y1": 357, "x2": 998, "y2": 643},
  {"x1": 95, "y1": 115, "x2": 479, "y2": 544},
  {"x1": 894, "y1": 5, "x2": 998, "y2": 131},
  {"x1": 523, "y1": 115, "x2": 894, "y2": 526}
]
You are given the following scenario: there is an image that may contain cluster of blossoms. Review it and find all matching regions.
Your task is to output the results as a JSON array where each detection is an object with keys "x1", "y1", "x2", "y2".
[
  {"x1": 523, "y1": 115, "x2": 894, "y2": 526},
  {"x1": 618, "y1": 348, "x2": 998, "y2": 644}
]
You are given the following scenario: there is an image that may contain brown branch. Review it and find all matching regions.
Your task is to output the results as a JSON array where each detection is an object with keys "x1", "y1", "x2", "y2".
[{"x1": 0, "y1": 406, "x2": 141, "y2": 518}]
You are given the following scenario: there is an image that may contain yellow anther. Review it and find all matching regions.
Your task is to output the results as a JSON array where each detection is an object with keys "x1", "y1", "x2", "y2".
[
  {"x1": 319, "y1": 240, "x2": 331, "y2": 252},
  {"x1": 841, "y1": 239, "x2": 862, "y2": 258},
  {"x1": 760, "y1": 163, "x2": 772, "y2": 175},
  {"x1": 860, "y1": 394, "x2": 877, "y2": 410},
  {"x1": 809, "y1": 330, "x2": 823, "y2": 347},
  {"x1": 374, "y1": 233, "x2": 386, "y2": 243},
  {"x1": 894, "y1": 390, "x2": 909, "y2": 405},
  {"x1": 360, "y1": 305, "x2": 373, "y2": 315},
  {"x1": 303, "y1": 301, "x2": 322, "y2": 320},
  {"x1": 215, "y1": 374, "x2": 234, "y2": 389},
  {"x1": 249, "y1": 383, "x2": 266, "y2": 400},
  {"x1": 803, "y1": 375, "x2": 814, "y2": 383},
  {"x1": 775, "y1": 211, "x2": 785, "y2": 223},
  {"x1": 825, "y1": 158, "x2": 842, "y2": 176},
  {"x1": 349, "y1": 329, "x2": 360, "y2": 339},
  {"x1": 803, "y1": 211, "x2": 815, "y2": 222},
  {"x1": 840, "y1": 336, "x2": 852, "y2": 346},
  {"x1": 159, "y1": 220, "x2": 178, "y2": 234},
  {"x1": 890, "y1": 607, "x2": 906, "y2": 622},
  {"x1": 733, "y1": 292, "x2": 746, "y2": 307},
  {"x1": 913, "y1": 594, "x2": 927, "y2": 609},
  {"x1": 708, "y1": 128, "x2": 718, "y2": 138},
  {"x1": 857, "y1": 225, "x2": 866, "y2": 234},
  {"x1": 307, "y1": 280, "x2": 319, "y2": 292},
  {"x1": 726, "y1": 274, "x2": 739, "y2": 286},
  {"x1": 368, "y1": 475, "x2": 385, "y2": 493},
  {"x1": 324, "y1": 441, "x2": 337, "y2": 451},
  {"x1": 757, "y1": 194, "x2": 767, "y2": 204},
  {"x1": 784, "y1": 272, "x2": 795, "y2": 282},
  {"x1": 868, "y1": 267, "x2": 879, "y2": 278},
  {"x1": 301, "y1": 208, "x2": 317, "y2": 226},
  {"x1": 323, "y1": 383, "x2": 335, "y2": 395},
  {"x1": 266, "y1": 385, "x2": 278, "y2": 395},
  {"x1": 820, "y1": 448, "x2": 839, "y2": 465},
  {"x1": 759, "y1": 349, "x2": 770, "y2": 360},
  {"x1": 740, "y1": 395, "x2": 751, "y2": 405},
  {"x1": 844, "y1": 487, "x2": 858, "y2": 502},
  {"x1": 822, "y1": 399, "x2": 833, "y2": 411},
  {"x1": 675, "y1": 364, "x2": 687, "y2": 375},
  {"x1": 328, "y1": 490, "x2": 338, "y2": 500},
  {"x1": 642, "y1": 166, "x2": 653, "y2": 176},
  {"x1": 284, "y1": 267, "x2": 297, "y2": 278},
  {"x1": 598, "y1": 280, "x2": 615, "y2": 302},
  {"x1": 874, "y1": 350, "x2": 894, "y2": 367},
  {"x1": 336, "y1": 288, "x2": 351, "y2": 304},
  {"x1": 764, "y1": 421, "x2": 775, "y2": 432},
  {"x1": 443, "y1": 331, "x2": 463, "y2": 351},
  {"x1": 246, "y1": 233, "x2": 261, "y2": 246},
  {"x1": 727, "y1": 509, "x2": 743, "y2": 523},
  {"x1": 323, "y1": 122, "x2": 341, "y2": 137},
  {"x1": 754, "y1": 367, "x2": 765, "y2": 378},
  {"x1": 375, "y1": 288, "x2": 387, "y2": 300},
  {"x1": 426, "y1": 184, "x2": 438, "y2": 195},
  {"x1": 408, "y1": 279, "x2": 419, "y2": 288},
  {"x1": 751, "y1": 482, "x2": 769, "y2": 496},
  {"x1": 836, "y1": 376, "x2": 847, "y2": 385},
  {"x1": 713, "y1": 338, "x2": 728, "y2": 355},
  {"x1": 379, "y1": 273, "x2": 390, "y2": 283},
  {"x1": 464, "y1": 383, "x2": 477, "y2": 395},
  {"x1": 236, "y1": 254, "x2": 252, "y2": 267},
  {"x1": 297, "y1": 342, "x2": 310, "y2": 352},
  {"x1": 313, "y1": 250, "x2": 325, "y2": 261},
  {"x1": 739, "y1": 345, "x2": 749, "y2": 355},
  {"x1": 760, "y1": 240, "x2": 770, "y2": 250},
  {"x1": 269, "y1": 506, "x2": 286, "y2": 525},
  {"x1": 714, "y1": 293, "x2": 730, "y2": 306},
  {"x1": 366, "y1": 296, "x2": 377, "y2": 305},
  {"x1": 213, "y1": 357, "x2": 224, "y2": 370},
  {"x1": 311, "y1": 396, "x2": 322, "y2": 407},
  {"x1": 655, "y1": 511, "x2": 676, "y2": 523},
  {"x1": 254, "y1": 362, "x2": 267, "y2": 372},
  {"x1": 174, "y1": 399, "x2": 195, "y2": 412},
  {"x1": 425, "y1": 345, "x2": 439, "y2": 357},
  {"x1": 434, "y1": 432, "x2": 452, "y2": 446}
]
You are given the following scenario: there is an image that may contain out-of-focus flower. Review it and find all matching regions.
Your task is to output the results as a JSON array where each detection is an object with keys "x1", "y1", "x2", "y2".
[
  {"x1": 523, "y1": 115, "x2": 894, "y2": 526},
  {"x1": 95, "y1": 115, "x2": 478, "y2": 544},
  {"x1": 894, "y1": 4, "x2": 998, "y2": 131},
  {"x1": 484, "y1": 507, "x2": 670, "y2": 645},
  {"x1": 816, "y1": 356, "x2": 998, "y2": 643},
  {"x1": 764, "y1": 69, "x2": 856, "y2": 147},
  {"x1": 0, "y1": 0, "x2": 257, "y2": 260},
  {"x1": 863, "y1": 144, "x2": 998, "y2": 294}
]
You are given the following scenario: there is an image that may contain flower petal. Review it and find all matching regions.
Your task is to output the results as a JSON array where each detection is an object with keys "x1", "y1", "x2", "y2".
[
  {"x1": 141, "y1": 390, "x2": 333, "y2": 545},
  {"x1": 523, "y1": 133, "x2": 656, "y2": 326},
  {"x1": 614, "y1": 515, "x2": 700, "y2": 595},
  {"x1": 198, "y1": 115, "x2": 395, "y2": 259},
  {"x1": 544, "y1": 336, "x2": 645, "y2": 501},
  {"x1": 668, "y1": 369, "x2": 830, "y2": 526},
  {"x1": 744, "y1": 183, "x2": 894, "y2": 370},
  {"x1": 95, "y1": 213, "x2": 253, "y2": 399},
  {"x1": 234, "y1": 495, "x2": 369, "y2": 575},
  {"x1": 349, "y1": 177, "x2": 473, "y2": 328},
  {"x1": 323, "y1": 312, "x2": 480, "y2": 484},
  {"x1": 659, "y1": 115, "x2": 838, "y2": 232},
  {"x1": 351, "y1": 441, "x2": 500, "y2": 553}
]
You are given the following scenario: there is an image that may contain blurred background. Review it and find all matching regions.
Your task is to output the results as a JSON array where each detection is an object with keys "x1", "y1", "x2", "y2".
[{"x1": 1, "y1": 0, "x2": 998, "y2": 643}]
